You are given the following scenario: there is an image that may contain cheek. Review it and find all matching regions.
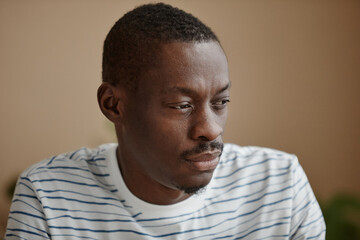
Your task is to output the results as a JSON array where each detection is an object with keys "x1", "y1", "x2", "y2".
[
  {"x1": 147, "y1": 117, "x2": 188, "y2": 151},
  {"x1": 126, "y1": 107, "x2": 187, "y2": 155},
  {"x1": 220, "y1": 109, "x2": 228, "y2": 128}
]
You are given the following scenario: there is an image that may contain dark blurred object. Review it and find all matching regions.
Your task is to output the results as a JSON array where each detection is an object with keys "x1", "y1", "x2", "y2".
[
  {"x1": 6, "y1": 176, "x2": 17, "y2": 199},
  {"x1": 321, "y1": 193, "x2": 360, "y2": 240}
]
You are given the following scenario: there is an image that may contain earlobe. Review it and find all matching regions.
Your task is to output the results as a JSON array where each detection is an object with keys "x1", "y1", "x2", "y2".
[{"x1": 97, "y1": 83, "x2": 124, "y2": 122}]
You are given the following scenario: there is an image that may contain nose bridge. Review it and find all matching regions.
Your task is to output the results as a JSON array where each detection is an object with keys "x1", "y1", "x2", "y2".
[{"x1": 191, "y1": 104, "x2": 223, "y2": 141}]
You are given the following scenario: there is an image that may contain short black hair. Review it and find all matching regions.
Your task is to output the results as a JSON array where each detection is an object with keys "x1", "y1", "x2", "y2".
[{"x1": 102, "y1": 3, "x2": 219, "y2": 90}]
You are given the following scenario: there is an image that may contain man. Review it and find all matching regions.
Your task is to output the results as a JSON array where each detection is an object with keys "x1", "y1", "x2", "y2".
[{"x1": 6, "y1": 3, "x2": 325, "y2": 239}]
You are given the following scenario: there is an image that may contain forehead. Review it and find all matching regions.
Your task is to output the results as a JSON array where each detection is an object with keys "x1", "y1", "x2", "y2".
[{"x1": 138, "y1": 41, "x2": 230, "y2": 96}]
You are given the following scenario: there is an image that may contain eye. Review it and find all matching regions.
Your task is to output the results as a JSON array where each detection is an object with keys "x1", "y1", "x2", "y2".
[
  {"x1": 212, "y1": 99, "x2": 230, "y2": 110},
  {"x1": 170, "y1": 103, "x2": 193, "y2": 110},
  {"x1": 213, "y1": 99, "x2": 230, "y2": 106}
]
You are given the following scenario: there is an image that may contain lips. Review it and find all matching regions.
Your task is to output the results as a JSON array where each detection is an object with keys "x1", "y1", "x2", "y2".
[{"x1": 185, "y1": 151, "x2": 221, "y2": 171}]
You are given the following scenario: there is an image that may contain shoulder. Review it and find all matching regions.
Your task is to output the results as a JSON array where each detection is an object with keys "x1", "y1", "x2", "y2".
[
  {"x1": 21, "y1": 143, "x2": 117, "y2": 181},
  {"x1": 220, "y1": 143, "x2": 299, "y2": 170},
  {"x1": 212, "y1": 143, "x2": 302, "y2": 189}
]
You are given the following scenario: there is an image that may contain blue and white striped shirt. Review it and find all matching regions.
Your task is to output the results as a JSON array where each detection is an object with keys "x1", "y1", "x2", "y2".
[{"x1": 6, "y1": 143, "x2": 325, "y2": 239}]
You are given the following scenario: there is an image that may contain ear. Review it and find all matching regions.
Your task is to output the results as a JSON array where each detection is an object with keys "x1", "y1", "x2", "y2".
[{"x1": 97, "y1": 83, "x2": 125, "y2": 123}]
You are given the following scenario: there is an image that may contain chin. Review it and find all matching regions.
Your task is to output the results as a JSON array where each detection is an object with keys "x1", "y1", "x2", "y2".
[
  {"x1": 181, "y1": 185, "x2": 207, "y2": 195},
  {"x1": 177, "y1": 173, "x2": 213, "y2": 195}
]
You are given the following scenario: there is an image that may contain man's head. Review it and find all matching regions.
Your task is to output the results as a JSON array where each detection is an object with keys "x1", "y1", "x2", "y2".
[
  {"x1": 98, "y1": 3, "x2": 230, "y2": 203},
  {"x1": 102, "y1": 2, "x2": 219, "y2": 90}
]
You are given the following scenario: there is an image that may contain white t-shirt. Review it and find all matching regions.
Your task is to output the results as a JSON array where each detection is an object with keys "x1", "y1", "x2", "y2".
[{"x1": 6, "y1": 143, "x2": 325, "y2": 239}]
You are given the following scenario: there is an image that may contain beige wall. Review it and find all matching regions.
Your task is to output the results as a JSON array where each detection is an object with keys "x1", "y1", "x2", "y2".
[{"x1": 1, "y1": 0, "x2": 359, "y2": 234}]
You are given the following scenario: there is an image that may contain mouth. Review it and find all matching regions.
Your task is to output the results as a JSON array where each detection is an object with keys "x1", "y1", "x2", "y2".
[{"x1": 184, "y1": 151, "x2": 221, "y2": 171}]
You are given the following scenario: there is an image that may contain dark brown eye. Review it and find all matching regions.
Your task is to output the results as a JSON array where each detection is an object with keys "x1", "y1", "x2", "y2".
[
  {"x1": 171, "y1": 103, "x2": 192, "y2": 110},
  {"x1": 214, "y1": 99, "x2": 230, "y2": 106}
]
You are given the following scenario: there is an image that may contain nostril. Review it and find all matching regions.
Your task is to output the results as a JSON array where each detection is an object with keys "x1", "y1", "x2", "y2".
[{"x1": 198, "y1": 136, "x2": 209, "y2": 141}]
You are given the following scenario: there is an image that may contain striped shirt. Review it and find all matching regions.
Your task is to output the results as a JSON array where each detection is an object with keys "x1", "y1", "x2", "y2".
[{"x1": 6, "y1": 143, "x2": 325, "y2": 239}]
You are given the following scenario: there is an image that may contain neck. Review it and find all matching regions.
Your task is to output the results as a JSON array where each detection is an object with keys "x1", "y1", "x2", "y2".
[{"x1": 116, "y1": 146, "x2": 191, "y2": 205}]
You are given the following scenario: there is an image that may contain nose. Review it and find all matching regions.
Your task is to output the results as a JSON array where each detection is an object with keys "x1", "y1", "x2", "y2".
[{"x1": 190, "y1": 107, "x2": 224, "y2": 142}]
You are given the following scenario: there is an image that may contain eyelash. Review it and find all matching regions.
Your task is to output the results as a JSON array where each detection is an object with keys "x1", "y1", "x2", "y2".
[
  {"x1": 170, "y1": 99, "x2": 230, "y2": 111},
  {"x1": 172, "y1": 104, "x2": 192, "y2": 110},
  {"x1": 214, "y1": 99, "x2": 230, "y2": 106}
]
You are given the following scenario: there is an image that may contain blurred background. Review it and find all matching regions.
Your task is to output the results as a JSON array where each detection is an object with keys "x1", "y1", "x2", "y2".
[{"x1": 1, "y1": 0, "x2": 359, "y2": 238}]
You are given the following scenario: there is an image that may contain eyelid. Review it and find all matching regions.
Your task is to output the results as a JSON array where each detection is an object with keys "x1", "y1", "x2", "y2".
[
  {"x1": 213, "y1": 98, "x2": 230, "y2": 105},
  {"x1": 168, "y1": 102, "x2": 193, "y2": 110}
]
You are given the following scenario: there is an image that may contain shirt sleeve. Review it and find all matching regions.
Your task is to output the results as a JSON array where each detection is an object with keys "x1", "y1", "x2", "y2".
[
  {"x1": 5, "y1": 173, "x2": 51, "y2": 239},
  {"x1": 289, "y1": 156, "x2": 326, "y2": 239}
]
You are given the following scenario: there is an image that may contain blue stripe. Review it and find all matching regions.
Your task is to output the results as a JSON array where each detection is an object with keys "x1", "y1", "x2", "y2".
[
  {"x1": 211, "y1": 170, "x2": 290, "y2": 191},
  {"x1": 188, "y1": 209, "x2": 291, "y2": 240},
  {"x1": 11, "y1": 199, "x2": 44, "y2": 215},
  {"x1": 211, "y1": 167, "x2": 290, "y2": 190},
  {"x1": 292, "y1": 180, "x2": 309, "y2": 200},
  {"x1": 293, "y1": 229, "x2": 325, "y2": 240},
  {"x1": 138, "y1": 196, "x2": 291, "y2": 226},
  {"x1": 142, "y1": 196, "x2": 290, "y2": 232},
  {"x1": 14, "y1": 194, "x2": 38, "y2": 200},
  {"x1": 307, "y1": 230, "x2": 326, "y2": 239},
  {"x1": 8, "y1": 216, "x2": 48, "y2": 234},
  {"x1": 155, "y1": 213, "x2": 288, "y2": 238},
  {"x1": 46, "y1": 156, "x2": 57, "y2": 165},
  {"x1": 6, "y1": 228, "x2": 49, "y2": 239},
  {"x1": 10, "y1": 211, "x2": 45, "y2": 220},
  {"x1": 5, "y1": 233, "x2": 27, "y2": 239},
  {"x1": 210, "y1": 179, "x2": 292, "y2": 205},
  {"x1": 46, "y1": 206, "x2": 291, "y2": 239},
  {"x1": 47, "y1": 225, "x2": 152, "y2": 236},
  {"x1": 290, "y1": 200, "x2": 315, "y2": 231},
  {"x1": 292, "y1": 189, "x2": 312, "y2": 212},
  {"x1": 47, "y1": 214, "x2": 135, "y2": 223},
  {"x1": 213, "y1": 220, "x2": 290, "y2": 240},
  {"x1": 50, "y1": 234, "x2": 98, "y2": 240},
  {"x1": 232, "y1": 222, "x2": 288, "y2": 240},
  {"x1": 36, "y1": 188, "x2": 122, "y2": 202},
  {"x1": 17, "y1": 181, "x2": 35, "y2": 193},
  {"x1": 39, "y1": 196, "x2": 128, "y2": 209},
  {"x1": 71, "y1": 156, "x2": 107, "y2": 167},
  {"x1": 290, "y1": 200, "x2": 318, "y2": 234},
  {"x1": 130, "y1": 179, "x2": 293, "y2": 223},
  {"x1": 23, "y1": 177, "x2": 112, "y2": 189},
  {"x1": 42, "y1": 206, "x2": 136, "y2": 218},
  {"x1": 33, "y1": 166, "x2": 109, "y2": 177},
  {"x1": 218, "y1": 150, "x2": 290, "y2": 165},
  {"x1": 259, "y1": 235, "x2": 289, "y2": 239},
  {"x1": 298, "y1": 211, "x2": 324, "y2": 228},
  {"x1": 215, "y1": 158, "x2": 286, "y2": 179},
  {"x1": 68, "y1": 148, "x2": 84, "y2": 159},
  {"x1": 294, "y1": 200, "x2": 312, "y2": 216},
  {"x1": 290, "y1": 213, "x2": 324, "y2": 239},
  {"x1": 207, "y1": 171, "x2": 294, "y2": 201},
  {"x1": 89, "y1": 157, "x2": 106, "y2": 161},
  {"x1": 28, "y1": 170, "x2": 114, "y2": 187}
]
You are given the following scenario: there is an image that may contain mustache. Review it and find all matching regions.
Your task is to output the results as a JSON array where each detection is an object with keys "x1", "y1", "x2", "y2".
[{"x1": 180, "y1": 141, "x2": 224, "y2": 159}]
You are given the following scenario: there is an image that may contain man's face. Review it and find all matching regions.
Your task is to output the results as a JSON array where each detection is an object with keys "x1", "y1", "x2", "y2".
[{"x1": 118, "y1": 41, "x2": 230, "y2": 194}]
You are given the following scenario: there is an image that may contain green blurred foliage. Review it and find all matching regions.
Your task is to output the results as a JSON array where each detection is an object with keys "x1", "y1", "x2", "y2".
[{"x1": 320, "y1": 193, "x2": 360, "y2": 240}]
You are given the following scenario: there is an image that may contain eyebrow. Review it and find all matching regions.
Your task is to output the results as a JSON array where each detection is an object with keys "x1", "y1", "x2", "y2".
[
  {"x1": 165, "y1": 81, "x2": 231, "y2": 96},
  {"x1": 217, "y1": 82, "x2": 232, "y2": 94}
]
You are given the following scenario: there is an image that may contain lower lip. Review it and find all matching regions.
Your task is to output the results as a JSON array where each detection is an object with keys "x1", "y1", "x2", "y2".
[{"x1": 186, "y1": 157, "x2": 219, "y2": 171}]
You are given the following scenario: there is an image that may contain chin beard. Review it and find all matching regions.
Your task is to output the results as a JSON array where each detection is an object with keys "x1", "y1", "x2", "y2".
[{"x1": 179, "y1": 185, "x2": 207, "y2": 195}]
